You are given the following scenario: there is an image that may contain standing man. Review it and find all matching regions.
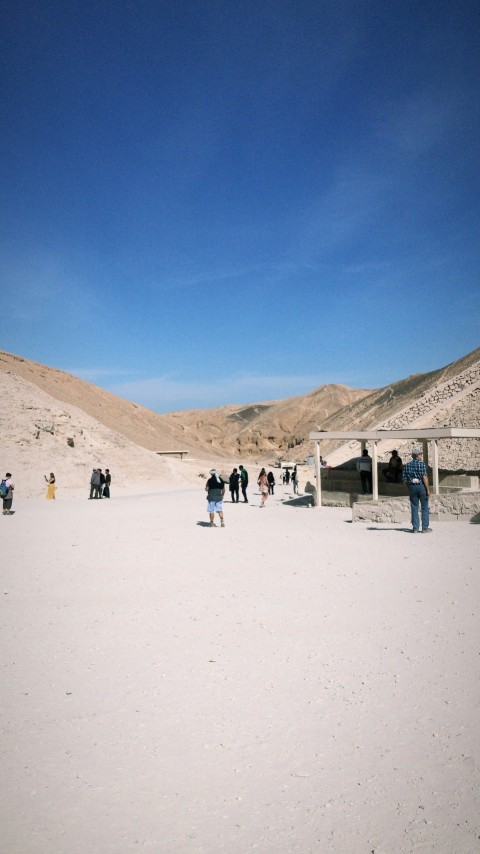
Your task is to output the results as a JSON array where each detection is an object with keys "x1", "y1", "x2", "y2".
[
  {"x1": 384, "y1": 449, "x2": 403, "y2": 482},
  {"x1": 89, "y1": 469, "x2": 100, "y2": 499},
  {"x1": 229, "y1": 468, "x2": 240, "y2": 503},
  {"x1": 1, "y1": 472, "x2": 14, "y2": 516},
  {"x1": 239, "y1": 465, "x2": 249, "y2": 503},
  {"x1": 103, "y1": 469, "x2": 111, "y2": 498},
  {"x1": 403, "y1": 448, "x2": 431, "y2": 533},
  {"x1": 292, "y1": 466, "x2": 299, "y2": 494},
  {"x1": 205, "y1": 469, "x2": 225, "y2": 527},
  {"x1": 356, "y1": 449, "x2": 372, "y2": 494}
]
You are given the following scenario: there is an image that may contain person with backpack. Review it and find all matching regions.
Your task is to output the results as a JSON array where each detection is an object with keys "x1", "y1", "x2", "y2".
[
  {"x1": 205, "y1": 469, "x2": 226, "y2": 527},
  {"x1": 1, "y1": 472, "x2": 14, "y2": 515}
]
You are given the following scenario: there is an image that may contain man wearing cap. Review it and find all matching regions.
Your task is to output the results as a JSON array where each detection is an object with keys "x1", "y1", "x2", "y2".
[
  {"x1": 205, "y1": 469, "x2": 226, "y2": 527},
  {"x1": 402, "y1": 449, "x2": 431, "y2": 533}
]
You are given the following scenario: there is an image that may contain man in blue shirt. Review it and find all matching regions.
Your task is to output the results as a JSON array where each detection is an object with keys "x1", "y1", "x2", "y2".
[{"x1": 402, "y1": 449, "x2": 431, "y2": 533}]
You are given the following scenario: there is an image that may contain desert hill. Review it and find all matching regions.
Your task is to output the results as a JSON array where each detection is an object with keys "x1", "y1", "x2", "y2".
[
  {"x1": 319, "y1": 347, "x2": 480, "y2": 468},
  {"x1": 0, "y1": 350, "x2": 369, "y2": 459},
  {"x1": 1, "y1": 347, "x2": 479, "y2": 497}
]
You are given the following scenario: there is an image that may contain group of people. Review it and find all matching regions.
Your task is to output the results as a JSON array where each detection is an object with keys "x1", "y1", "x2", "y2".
[
  {"x1": 356, "y1": 449, "x2": 403, "y2": 494},
  {"x1": 89, "y1": 468, "x2": 111, "y2": 499},
  {"x1": 207, "y1": 463, "x2": 302, "y2": 524},
  {"x1": 356, "y1": 448, "x2": 431, "y2": 532},
  {"x1": 227, "y1": 465, "x2": 249, "y2": 503}
]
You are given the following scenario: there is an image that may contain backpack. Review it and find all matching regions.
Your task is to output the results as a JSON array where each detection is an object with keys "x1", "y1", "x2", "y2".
[{"x1": 0, "y1": 479, "x2": 8, "y2": 498}]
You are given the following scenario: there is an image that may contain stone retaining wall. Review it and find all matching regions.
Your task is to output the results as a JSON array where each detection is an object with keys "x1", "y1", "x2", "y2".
[{"x1": 352, "y1": 492, "x2": 480, "y2": 524}]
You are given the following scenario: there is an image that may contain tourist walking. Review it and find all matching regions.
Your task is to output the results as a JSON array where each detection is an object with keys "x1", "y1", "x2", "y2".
[
  {"x1": 258, "y1": 468, "x2": 269, "y2": 507},
  {"x1": 267, "y1": 471, "x2": 275, "y2": 495},
  {"x1": 239, "y1": 465, "x2": 249, "y2": 503},
  {"x1": 403, "y1": 448, "x2": 431, "y2": 533},
  {"x1": 1, "y1": 472, "x2": 14, "y2": 516},
  {"x1": 292, "y1": 466, "x2": 299, "y2": 494},
  {"x1": 44, "y1": 473, "x2": 56, "y2": 499},
  {"x1": 205, "y1": 469, "x2": 226, "y2": 527}
]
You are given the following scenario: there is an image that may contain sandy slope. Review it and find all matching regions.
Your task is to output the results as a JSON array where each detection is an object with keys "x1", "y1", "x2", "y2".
[{"x1": 1, "y1": 485, "x2": 479, "y2": 853}]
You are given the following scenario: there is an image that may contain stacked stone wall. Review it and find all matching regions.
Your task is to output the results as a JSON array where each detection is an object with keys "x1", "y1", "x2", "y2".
[
  {"x1": 325, "y1": 362, "x2": 480, "y2": 471},
  {"x1": 379, "y1": 364, "x2": 480, "y2": 430},
  {"x1": 352, "y1": 492, "x2": 480, "y2": 524}
]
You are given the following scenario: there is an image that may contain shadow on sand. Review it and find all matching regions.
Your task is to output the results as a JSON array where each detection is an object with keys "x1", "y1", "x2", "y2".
[
  {"x1": 281, "y1": 495, "x2": 315, "y2": 508},
  {"x1": 367, "y1": 526, "x2": 416, "y2": 533}
]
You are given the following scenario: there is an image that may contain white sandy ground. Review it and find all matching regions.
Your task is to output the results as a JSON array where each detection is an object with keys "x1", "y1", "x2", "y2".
[{"x1": 1, "y1": 483, "x2": 479, "y2": 854}]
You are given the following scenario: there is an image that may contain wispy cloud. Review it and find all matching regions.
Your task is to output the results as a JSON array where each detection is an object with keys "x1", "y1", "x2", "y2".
[
  {"x1": 0, "y1": 246, "x2": 101, "y2": 324},
  {"x1": 376, "y1": 89, "x2": 462, "y2": 157}
]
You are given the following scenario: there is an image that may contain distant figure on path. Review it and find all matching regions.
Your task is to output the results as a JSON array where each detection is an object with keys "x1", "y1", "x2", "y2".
[
  {"x1": 384, "y1": 449, "x2": 403, "y2": 482},
  {"x1": 44, "y1": 473, "x2": 56, "y2": 500},
  {"x1": 285, "y1": 469, "x2": 290, "y2": 485},
  {"x1": 292, "y1": 466, "x2": 299, "y2": 494},
  {"x1": 267, "y1": 471, "x2": 275, "y2": 495},
  {"x1": 1, "y1": 472, "x2": 14, "y2": 516},
  {"x1": 239, "y1": 465, "x2": 249, "y2": 503},
  {"x1": 89, "y1": 469, "x2": 101, "y2": 499},
  {"x1": 356, "y1": 450, "x2": 372, "y2": 494},
  {"x1": 103, "y1": 469, "x2": 111, "y2": 498},
  {"x1": 229, "y1": 468, "x2": 240, "y2": 503},
  {"x1": 403, "y1": 449, "x2": 431, "y2": 533},
  {"x1": 206, "y1": 469, "x2": 225, "y2": 527},
  {"x1": 257, "y1": 468, "x2": 269, "y2": 507},
  {"x1": 98, "y1": 469, "x2": 106, "y2": 498}
]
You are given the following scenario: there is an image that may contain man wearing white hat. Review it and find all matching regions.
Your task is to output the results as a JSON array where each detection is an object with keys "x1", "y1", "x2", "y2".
[
  {"x1": 402, "y1": 449, "x2": 431, "y2": 533},
  {"x1": 205, "y1": 469, "x2": 226, "y2": 527}
]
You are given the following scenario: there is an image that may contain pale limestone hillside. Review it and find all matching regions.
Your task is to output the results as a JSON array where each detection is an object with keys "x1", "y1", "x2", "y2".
[
  {"x1": 1, "y1": 347, "x2": 479, "y2": 475},
  {"x1": 0, "y1": 351, "x2": 369, "y2": 460},
  {"x1": 0, "y1": 371, "x2": 210, "y2": 497}
]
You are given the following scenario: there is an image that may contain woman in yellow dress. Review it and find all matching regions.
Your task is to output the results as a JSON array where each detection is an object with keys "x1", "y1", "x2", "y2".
[{"x1": 45, "y1": 472, "x2": 56, "y2": 499}]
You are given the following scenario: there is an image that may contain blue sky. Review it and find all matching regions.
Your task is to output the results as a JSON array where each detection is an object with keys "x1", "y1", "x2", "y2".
[{"x1": 1, "y1": 0, "x2": 479, "y2": 412}]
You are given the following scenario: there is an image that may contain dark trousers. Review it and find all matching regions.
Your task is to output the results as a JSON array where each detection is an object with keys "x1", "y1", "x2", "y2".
[
  {"x1": 408, "y1": 483, "x2": 429, "y2": 530},
  {"x1": 230, "y1": 488, "x2": 239, "y2": 503},
  {"x1": 360, "y1": 471, "x2": 372, "y2": 494},
  {"x1": 241, "y1": 484, "x2": 248, "y2": 502}
]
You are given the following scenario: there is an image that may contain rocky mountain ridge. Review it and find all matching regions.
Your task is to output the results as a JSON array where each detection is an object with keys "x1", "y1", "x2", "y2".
[{"x1": 1, "y1": 347, "x2": 479, "y2": 497}]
